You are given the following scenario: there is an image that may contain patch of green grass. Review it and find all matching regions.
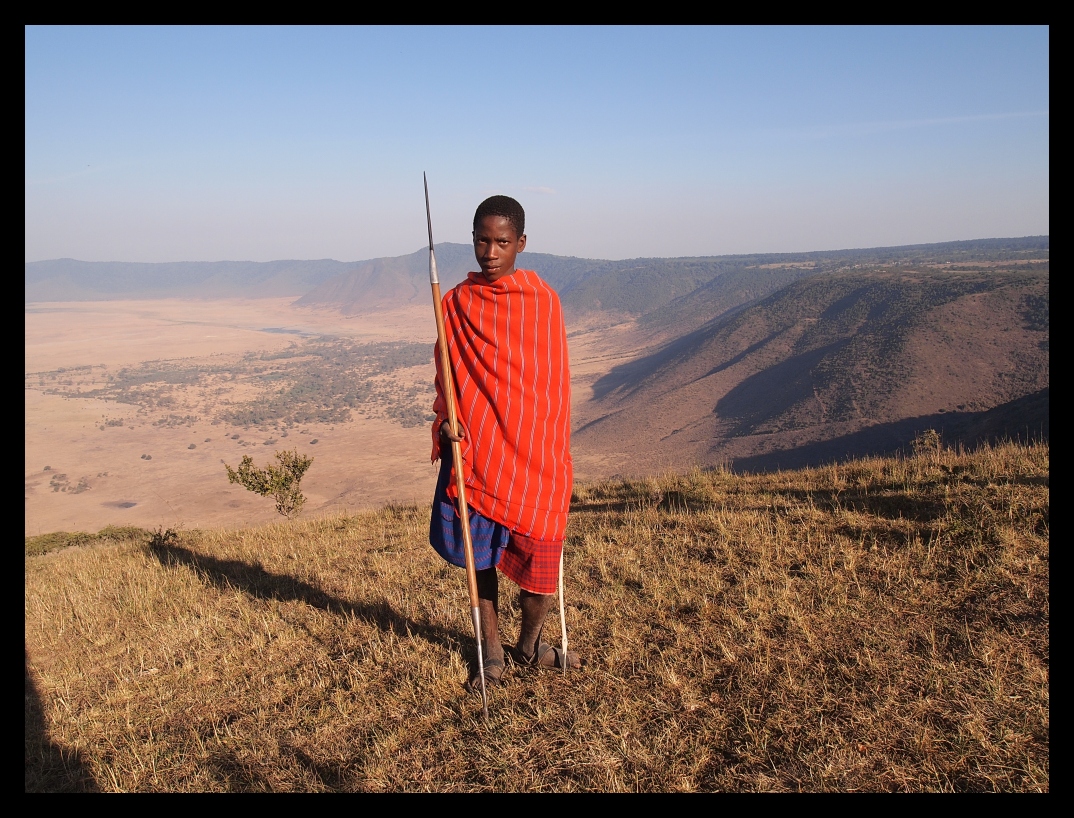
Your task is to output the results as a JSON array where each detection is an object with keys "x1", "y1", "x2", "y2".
[{"x1": 25, "y1": 525, "x2": 152, "y2": 557}]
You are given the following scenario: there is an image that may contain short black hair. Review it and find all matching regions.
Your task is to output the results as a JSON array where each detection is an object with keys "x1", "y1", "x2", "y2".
[{"x1": 474, "y1": 195, "x2": 525, "y2": 237}]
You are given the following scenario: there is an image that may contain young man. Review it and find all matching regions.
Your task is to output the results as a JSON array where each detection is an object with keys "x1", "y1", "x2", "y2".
[{"x1": 429, "y1": 194, "x2": 581, "y2": 690}]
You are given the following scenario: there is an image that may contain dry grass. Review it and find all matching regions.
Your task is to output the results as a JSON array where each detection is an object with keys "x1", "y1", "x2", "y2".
[{"x1": 25, "y1": 440, "x2": 1048, "y2": 791}]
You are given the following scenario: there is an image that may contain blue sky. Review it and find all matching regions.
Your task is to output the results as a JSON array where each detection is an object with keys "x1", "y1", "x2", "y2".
[{"x1": 25, "y1": 26, "x2": 1049, "y2": 263}]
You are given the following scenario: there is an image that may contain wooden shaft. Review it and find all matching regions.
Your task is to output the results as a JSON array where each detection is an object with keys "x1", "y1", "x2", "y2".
[
  {"x1": 431, "y1": 280, "x2": 481, "y2": 610},
  {"x1": 427, "y1": 175, "x2": 487, "y2": 718}
]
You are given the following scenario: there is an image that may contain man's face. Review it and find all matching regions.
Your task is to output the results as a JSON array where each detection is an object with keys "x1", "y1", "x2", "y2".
[{"x1": 473, "y1": 215, "x2": 527, "y2": 283}]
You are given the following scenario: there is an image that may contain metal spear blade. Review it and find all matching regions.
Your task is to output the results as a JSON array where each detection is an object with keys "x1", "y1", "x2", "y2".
[{"x1": 424, "y1": 172, "x2": 439, "y2": 285}]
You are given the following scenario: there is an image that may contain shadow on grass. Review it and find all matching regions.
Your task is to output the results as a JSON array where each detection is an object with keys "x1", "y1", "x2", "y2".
[
  {"x1": 200, "y1": 745, "x2": 361, "y2": 792},
  {"x1": 25, "y1": 647, "x2": 99, "y2": 793},
  {"x1": 146, "y1": 536, "x2": 469, "y2": 656},
  {"x1": 785, "y1": 486, "x2": 950, "y2": 524}
]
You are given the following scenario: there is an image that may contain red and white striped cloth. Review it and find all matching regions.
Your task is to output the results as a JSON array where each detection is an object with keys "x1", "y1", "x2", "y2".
[{"x1": 431, "y1": 269, "x2": 573, "y2": 542}]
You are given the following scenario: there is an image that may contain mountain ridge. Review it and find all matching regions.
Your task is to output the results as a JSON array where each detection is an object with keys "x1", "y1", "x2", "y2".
[{"x1": 26, "y1": 236, "x2": 1048, "y2": 312}]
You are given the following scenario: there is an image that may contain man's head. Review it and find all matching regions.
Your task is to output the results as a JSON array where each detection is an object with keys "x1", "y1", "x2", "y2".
[
  {"x1": 473, "y1": 195, "x2": 527, "y2": 283},
  {"x1": 474, "y1": 195, "x2": 525, "y2": 237}
]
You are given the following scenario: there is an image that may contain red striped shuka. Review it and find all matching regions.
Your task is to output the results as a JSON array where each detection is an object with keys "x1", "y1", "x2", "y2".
[{"x1": 431, "y1": 269, "x2": 573, "y2": 543}]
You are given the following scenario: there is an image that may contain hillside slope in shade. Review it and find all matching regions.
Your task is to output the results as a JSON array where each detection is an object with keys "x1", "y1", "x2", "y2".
[{"x1": 573, "y1": 268, "x2": 1049, "y2": 476}]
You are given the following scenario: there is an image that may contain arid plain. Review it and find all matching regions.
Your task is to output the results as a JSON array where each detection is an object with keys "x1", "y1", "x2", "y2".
[{"x1": 25, "y1": 298, "x2": 635, "y2": 537}]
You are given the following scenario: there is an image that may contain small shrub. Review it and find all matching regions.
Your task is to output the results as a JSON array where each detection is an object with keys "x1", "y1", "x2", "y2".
[
  {"x1": 25, "y1": 531, "x2": 92, "y2": 556},
  {"x1": 912, "y1": 428, "x2": 942, "y2": 459},
  {"x1": 224, "y1": 449, "x2": 314, "y2": 519}
]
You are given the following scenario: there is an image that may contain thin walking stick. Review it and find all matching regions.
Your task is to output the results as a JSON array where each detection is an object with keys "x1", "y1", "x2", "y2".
[
  {"x1": 558, "y1": 550, "x2": 568, "y2": 676},
  {"x1": 425, "y1": 173, "x2": 488, "y2": 720}
]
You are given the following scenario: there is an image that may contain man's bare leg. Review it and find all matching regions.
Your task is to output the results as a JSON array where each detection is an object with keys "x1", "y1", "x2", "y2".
[
  {"x1": 516, "y1": 589, "x2": 581, "y2": 669},
  {"x1": 474, "y1": 568, "x2": 504, "y2": 684}
]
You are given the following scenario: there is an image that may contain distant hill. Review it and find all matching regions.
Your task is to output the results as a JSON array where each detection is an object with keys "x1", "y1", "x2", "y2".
[
  {"x1": 294, "y1": 244, "x2": 472, "y2": 313},
  {"x1": 22, "y1": 245, "x2": 603, "y2": 307},
  {"x1": 292, "y1": 243, "x2": 602, "y2": 314},
  {"x1": 26, "y1": 236, "x2": 1048, "y2": 317},
  {"x1": 23, "y1": 258, "x2": 362, "y2": 302},
  {"x1": 573, "y1": 236, "x2": 1051, "y2": 339},
  {"x1": 574, "y1": 266, "x2": 1049, "y2": 475}
]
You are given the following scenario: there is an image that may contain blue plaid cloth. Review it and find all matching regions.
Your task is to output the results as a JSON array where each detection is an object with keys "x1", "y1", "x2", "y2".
[{"x1": 429, "y1": 447, "x2": 510, "y2": 571}]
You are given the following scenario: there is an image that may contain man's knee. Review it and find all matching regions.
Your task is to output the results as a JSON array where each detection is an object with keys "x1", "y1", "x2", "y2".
[{"x1": 519, "y1": 588, "x2": 552, "y2": 601}]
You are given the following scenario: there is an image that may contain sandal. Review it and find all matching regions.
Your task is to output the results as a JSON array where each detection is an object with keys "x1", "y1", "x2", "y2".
[
  {"x1": 512, "y1": 641, "x2": 575, "y2": 670},
  {"x1": 464, "y1": 657, "x2": 505, "y2": 694}
]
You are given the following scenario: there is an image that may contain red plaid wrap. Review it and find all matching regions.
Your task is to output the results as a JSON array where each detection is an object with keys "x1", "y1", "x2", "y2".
[{"x1": 499, "y1": 531, "x2": 563, "y2": 595}]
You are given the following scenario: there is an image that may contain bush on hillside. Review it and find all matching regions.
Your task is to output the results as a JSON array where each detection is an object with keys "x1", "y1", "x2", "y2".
[{"x1": 224, "y1": 449, "x2": 314, "y2": 519}]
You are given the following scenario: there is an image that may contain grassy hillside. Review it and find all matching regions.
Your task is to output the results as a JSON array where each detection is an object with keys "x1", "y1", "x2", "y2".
[
  {"x1": 577, "y1": 267, "x2": 1048, "y2": 474},
  {"x1": 26, "y1": 439, "x2": 1048, "y2": 792},
  {"x1": 711, "y1": 268, "x2": 1049, "y2": 432}
]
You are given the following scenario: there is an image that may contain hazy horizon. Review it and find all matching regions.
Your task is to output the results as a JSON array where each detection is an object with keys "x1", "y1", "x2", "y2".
[{"x1": 24, "y1": 233, "x2": 1051, "y2": 268}]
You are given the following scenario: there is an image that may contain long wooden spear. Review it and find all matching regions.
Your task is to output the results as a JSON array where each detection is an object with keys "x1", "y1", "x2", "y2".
[{"x1": 424, "y1": 173, "x2": 488, "y2": 719}]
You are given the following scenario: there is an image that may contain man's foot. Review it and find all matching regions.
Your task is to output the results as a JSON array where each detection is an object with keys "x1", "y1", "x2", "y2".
[
  {"x1": 512, "y1": 642, "x2": 582, "y2": 670},
  {"x1": 464, "y1": 657, "x2": 506, "y2": 693}
]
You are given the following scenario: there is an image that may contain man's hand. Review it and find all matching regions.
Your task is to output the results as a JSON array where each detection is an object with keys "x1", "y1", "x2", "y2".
[{"x1": 440, "y1": 419, "x2": 465, "y2": 444}]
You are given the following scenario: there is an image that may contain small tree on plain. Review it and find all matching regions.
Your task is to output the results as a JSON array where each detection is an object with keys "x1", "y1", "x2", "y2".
[{"x1": 225, "y1": 449, "x2": 314, "y2": 519}]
